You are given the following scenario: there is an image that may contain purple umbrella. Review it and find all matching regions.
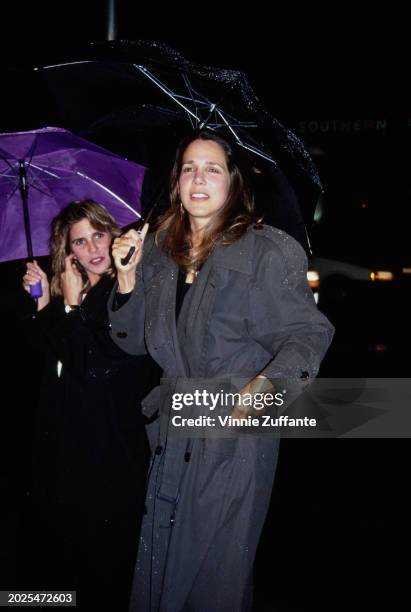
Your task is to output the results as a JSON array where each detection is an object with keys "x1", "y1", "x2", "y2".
[{"x1": 0, "y1": 126, "x2": 146, "y2": 265}]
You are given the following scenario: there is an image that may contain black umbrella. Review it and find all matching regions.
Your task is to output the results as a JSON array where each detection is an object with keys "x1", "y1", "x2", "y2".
[{"x1": 7, "y1": 40, "x2": 322, "y2": 252}]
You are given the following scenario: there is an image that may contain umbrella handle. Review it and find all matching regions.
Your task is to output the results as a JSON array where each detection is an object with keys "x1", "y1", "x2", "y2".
[
  {"x1": 30, "y1": 280, "x2": 43, "y2": 299},
  {"x1": 120, "y1": 246, "x2": 136, "y2": 266},
  {"x1": 120, "y1": 217, "x2": 151, "y2": 265}
]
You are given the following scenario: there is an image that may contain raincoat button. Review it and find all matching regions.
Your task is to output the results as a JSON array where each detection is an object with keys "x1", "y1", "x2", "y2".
[
  {"x1": 300, "y1": 370, "x2": 309, "y2": 380},
  {"x1": 117, "y1": 331, "x2": 127, "y2": 338},
  {"x1": 155, "y1": 445, "x2": 163, "y2": 455}
]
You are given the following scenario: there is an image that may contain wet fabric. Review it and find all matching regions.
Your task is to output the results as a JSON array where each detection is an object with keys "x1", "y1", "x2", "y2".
[
  {"x1": 109, "y1": 224, "x2": 334, "y2": 611},
  {"x1": 19, "y1": 275, "x2": 159, "y2": 610}
]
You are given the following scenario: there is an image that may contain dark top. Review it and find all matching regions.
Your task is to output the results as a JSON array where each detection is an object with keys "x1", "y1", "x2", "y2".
[
  {"x1": 24, "y1": 274, "x2": 160, "y2": 517},
  {"x1": 114, "y1": 267, "x2": 193, "y2": 323},
  {"x1": 175, "y1": 268, "x2": 193, "y2": 321}
]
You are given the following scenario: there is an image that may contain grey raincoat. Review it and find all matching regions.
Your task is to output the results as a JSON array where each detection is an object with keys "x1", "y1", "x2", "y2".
[{"x1": 109, "y1": 224, "x2": 334, "y2": 612}]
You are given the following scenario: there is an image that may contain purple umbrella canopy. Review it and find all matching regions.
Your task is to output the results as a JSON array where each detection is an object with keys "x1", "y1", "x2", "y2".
[{"x1": 0, "y1": 126, "x2": 146, "y2": 262}]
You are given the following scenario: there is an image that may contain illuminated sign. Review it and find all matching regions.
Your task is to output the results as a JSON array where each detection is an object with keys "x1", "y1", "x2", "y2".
[{"x1": 295, "y1": 119, "x2": 387, "y2": 135}]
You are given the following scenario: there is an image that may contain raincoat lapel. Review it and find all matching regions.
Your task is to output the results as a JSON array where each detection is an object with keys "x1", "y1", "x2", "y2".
[
  {"x1": 144, "y1": 245, "x2": 187, "y2": 376},
  {"x1": 175, "y1": 231, "x2": 255, "y2": 377},
  {"x1": 176, "y1": 257, "x2": 218, "y2": 377}
]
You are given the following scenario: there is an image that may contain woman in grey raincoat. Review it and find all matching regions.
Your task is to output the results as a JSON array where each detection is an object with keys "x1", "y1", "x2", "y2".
[{"x1": 110, "y1": 130, "x2": 334, "y2": 611}]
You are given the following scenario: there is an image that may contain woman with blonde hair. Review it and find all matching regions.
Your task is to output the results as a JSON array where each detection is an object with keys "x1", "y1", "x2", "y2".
[{"x1": 22, "y1": 200, "x2": 158, "y2": 611}]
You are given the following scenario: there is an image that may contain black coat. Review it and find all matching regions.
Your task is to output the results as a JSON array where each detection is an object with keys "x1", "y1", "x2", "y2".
[
  {"x1": 26, "y1": 274, "x2": 157, "y2": 515},
  {"x1": 20, "y1": 274, "x2": 160, "y2": 610}
]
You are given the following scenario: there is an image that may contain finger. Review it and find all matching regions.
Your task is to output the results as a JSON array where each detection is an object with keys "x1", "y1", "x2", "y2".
[
  {"x1": 71, "y1": 261, "x2": 82, "y2": 275},
  {"x1": 112, "y1": 243, "x2": 140, "y2": 260},
  {"x1": 113, "y1": 236, "x2": 139, "y2": 250},
  {"x1": 31, "y1": 261, "x2": 46, "y2": 278},
  {"x1": 65, "y1": 264, "x2": 82, "y2": 279},
  {"x1": 123, "y1": 229, "x2": 141, "y2": 241},
  {"x1": 63, "y1": 254, "x2": 76, "y2": 272},
  {"x1": 25, "y1": 270, "x2": 41, "y2": 282},
  {"x1": 26, "y1": 262, "x2": 39, "y2": 273}
]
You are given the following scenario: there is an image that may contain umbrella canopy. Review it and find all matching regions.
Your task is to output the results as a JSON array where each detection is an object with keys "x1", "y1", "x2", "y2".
[
  {"x1": 9, "y1": 40, "x2": 322, "y2": 252},
  {"x1": 0, "y1": 126, "x2": 145, "y2": 262}
]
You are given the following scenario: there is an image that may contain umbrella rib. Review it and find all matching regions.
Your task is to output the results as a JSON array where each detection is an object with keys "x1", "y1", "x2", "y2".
[
  {"x1": 181, "y1": 73, "x2": 198, "y2": 128},
  {"x1": 35, "y1": 60, "x2": 95, "y2": 70},
  {"x1": 238, "y1": 142, "x2": 277, "y2": 164},
  {"x1": 29, "y1": 183, "x2": 55, "y2": 198},
  {"x1": 29, "y1": 163, "x2": 63, "y2": 178},
  {"x1": 23, "y1": 166, "x2": 56, "y2": 196},
  {"x1": 133, "y1": 64, "x2": 201, "y2": 123},
  {"x1": 26, "y1": 136, "x2": 39, "y2": 169},
  {"x1": 4, "y1": 184, "x2": 19, "y2": 203},
  {"x1": 75, "y1": 172, "x2": 141, "y2": 218},
  {"x1": 0, "y1": 152, "x2": 17, "y2": 172},
  {"x1": 199, "y1": 104, "x2": 220, "y2": 130},
  {"x1": 215, "y1": 108, "x2": 244, "y2": 145},
  {"x1": 170, "y1": 95, "x2": 209, "y2": 108},
  {"x1": 215, "y1": 109, "x2": 276, "y2": 164},
  {"x1": 213, "y1": 108, "x2": 260, "y2": 129},
  {"x1": 23, "y1": 165, "x2": 141, "y2": 217},
  {"x1": 0, "y1": 169, "x2": 19, "y2": 179}
]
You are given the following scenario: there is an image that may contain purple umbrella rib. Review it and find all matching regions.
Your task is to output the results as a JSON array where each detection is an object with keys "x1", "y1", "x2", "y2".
[{"x1": 0, "y1": 127, "x2": 146, "y2": 263}]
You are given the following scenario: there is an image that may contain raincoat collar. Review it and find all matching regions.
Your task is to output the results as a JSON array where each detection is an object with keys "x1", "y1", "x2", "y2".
[
  {"x1": 145, "y1": 225, "x2": 255, "y2": 276},
  {"x1": 212, "y1": 226, "x2": 255, "y2": 274}
]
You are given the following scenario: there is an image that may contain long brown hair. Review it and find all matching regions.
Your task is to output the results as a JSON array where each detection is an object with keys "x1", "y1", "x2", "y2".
[
  {"x1": 49, "y1": 200, "x2": 121, "y2": 298},
  {"x1": 155, "y1": 130, "x2": 255, "y2": 271}
]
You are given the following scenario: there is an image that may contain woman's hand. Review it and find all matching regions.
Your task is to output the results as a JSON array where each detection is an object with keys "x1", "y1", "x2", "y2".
[
  {"x1": 111, "y1": 223, "x2": 149, "y2": 294},
  {"x1": 229, "y1": 375, "x2": 274, "y2": 421},
  {"x1": 22, "y1": 260, "x2": 50, "y2": 311},
  {"x1": 60, "y1": 254, "x2": 84, "y2": 305}
]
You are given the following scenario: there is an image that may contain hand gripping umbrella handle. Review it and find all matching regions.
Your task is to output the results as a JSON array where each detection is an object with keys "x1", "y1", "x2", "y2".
[{"x1": 119, "y1": 206, "x2": 154, "y2": 266}]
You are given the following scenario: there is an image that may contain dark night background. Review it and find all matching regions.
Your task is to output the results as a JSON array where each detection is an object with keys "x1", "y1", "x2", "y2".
[{"x1": 0, "y1": 2, "x2": 409, "y2": 610}]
